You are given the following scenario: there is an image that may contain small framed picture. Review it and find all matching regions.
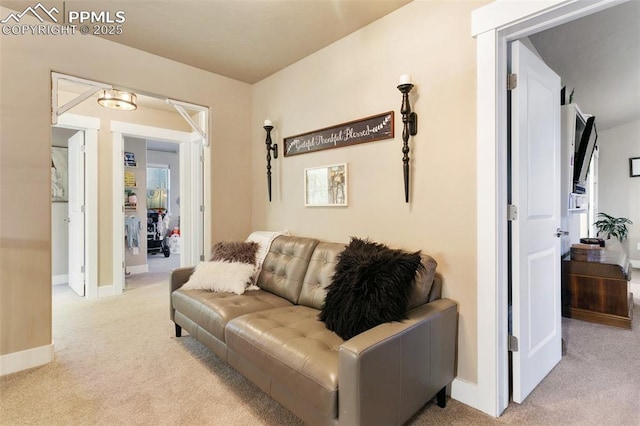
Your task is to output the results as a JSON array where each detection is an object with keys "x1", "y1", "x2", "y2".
[
  {"x1": 304, "y1": 163, "x2": 348, "y2": 207},
  {"x1": 51, "y1": 147, "x2": 68, "y2": 202},
  {"x1": 630, "y1": 157, "x2": 640, "y2": 177},
  {"x1": 124, "y1": 151, "x2": 137, "y2": 167}
]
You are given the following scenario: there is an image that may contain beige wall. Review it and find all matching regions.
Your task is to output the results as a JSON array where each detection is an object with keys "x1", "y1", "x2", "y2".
[
  {"x1": 251, "y1": 0, "x2": 482, "y2": 383},
  {"x1": 1, "y1": 0, "x2": 486, "y2": 384},
  {"x1": 0, "y1": 7, "x2": 253, "y2": 355},
  {"x1": 598, "y1": 119, "x2": 640, "y2": 259}
]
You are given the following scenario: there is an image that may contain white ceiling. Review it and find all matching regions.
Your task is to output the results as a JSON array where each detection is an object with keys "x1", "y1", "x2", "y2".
[
  {"x1": 40, "y1": 0, "x2": 410, "y2": 113},
  {"x1": 7, "y1": 0, "x2": 637, "y2": 129},
  {"x1": 529, "y1": 0, "x2": 640, "y2": 131},
  {"x1": 60, "y1": 0, "x2": 413, "y2": 84}
]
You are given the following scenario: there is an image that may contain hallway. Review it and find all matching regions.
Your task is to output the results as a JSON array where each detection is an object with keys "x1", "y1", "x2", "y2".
[{"x1": 124, "y1": 253, "x2": 181, "y2": 291}]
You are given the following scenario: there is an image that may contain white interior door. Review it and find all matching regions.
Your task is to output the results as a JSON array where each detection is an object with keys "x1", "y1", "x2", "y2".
[
  {"x1": 68, "y1": 131, "x2": 85, "y2": 296},
  {"x1": 179, "y1": 140, "x2": 205, "y2": 264},
  {"x1": 510, "y1": 40, "x2": 562, "y2": 403}
]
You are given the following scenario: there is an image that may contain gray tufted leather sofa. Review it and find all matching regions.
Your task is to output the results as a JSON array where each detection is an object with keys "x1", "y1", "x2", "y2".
[{"x1": 170, "y1": 235, "x2": 458, "y2": 425}]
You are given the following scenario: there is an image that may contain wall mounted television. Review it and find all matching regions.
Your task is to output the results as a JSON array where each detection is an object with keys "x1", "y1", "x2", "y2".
[{"x1": 572, "y1": 114, "x2": 597, "y2": 194}]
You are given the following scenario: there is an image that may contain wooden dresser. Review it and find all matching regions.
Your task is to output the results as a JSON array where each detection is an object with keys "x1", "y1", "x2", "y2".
[{"x1": 561, "y1": 251, "x2": 633, "y2": 329}]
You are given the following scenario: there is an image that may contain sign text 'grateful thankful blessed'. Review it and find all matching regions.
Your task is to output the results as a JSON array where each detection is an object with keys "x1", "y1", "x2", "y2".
[{"x1": 283, "y1": 111, "x2": 394, "y2": 157}]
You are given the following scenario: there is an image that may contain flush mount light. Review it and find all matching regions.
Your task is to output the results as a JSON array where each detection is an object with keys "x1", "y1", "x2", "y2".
[{"x1": 98, "y1": 89, "x2": 137, "y2": 111}]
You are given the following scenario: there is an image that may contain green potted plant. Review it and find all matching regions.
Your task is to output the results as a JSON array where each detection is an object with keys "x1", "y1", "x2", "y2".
[{"x1": 593, "y1": 213, "x2": 632, "y2": 243}]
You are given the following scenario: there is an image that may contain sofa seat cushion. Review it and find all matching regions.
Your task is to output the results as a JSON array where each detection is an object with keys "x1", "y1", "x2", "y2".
[
  {"x1": 172, "y1": 289, "x2": 292, "y2": 341},
  {"x1": 225, "y1": 306, "x2": 343, "y2": 417}
]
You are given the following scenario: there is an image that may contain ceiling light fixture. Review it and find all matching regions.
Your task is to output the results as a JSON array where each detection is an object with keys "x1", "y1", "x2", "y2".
[{"x1": 98, "y1": 89, "x2": 137, "y2": 111}]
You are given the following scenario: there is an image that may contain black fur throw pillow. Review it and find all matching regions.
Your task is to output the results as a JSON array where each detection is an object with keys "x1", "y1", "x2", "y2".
[{"x1": 319, "y1": 238, "x2": 424, "y2": 340}]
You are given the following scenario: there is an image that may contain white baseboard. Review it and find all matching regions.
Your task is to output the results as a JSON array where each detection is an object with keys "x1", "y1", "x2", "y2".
[
  {"x1": 98, "y1": 285, "x2": 115, "y2": 298},
  {"x1": 126, "y1": 264, "x2": 148, "y2": 275},
  {"x1": 630, "y1": 259, "x2": 640, "y2": 269},
  {"x1": 0, "y1": 343, "x2": 54, "y2": 376},
  {"x1": 450, "y1": 377, "x2": 479, "y2": 410},
  {"x1": 631, "y1": 282, "x2": 640, "y2": 305},
  {"x1": 52, "y1": 274, "x2": 68, "y2": 286}
]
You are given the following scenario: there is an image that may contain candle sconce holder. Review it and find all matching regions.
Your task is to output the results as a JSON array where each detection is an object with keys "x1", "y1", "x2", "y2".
[
  {"x1": 264, "y1": 123, "x2": 278, "y2": 202},
  {"x1": 397, "y1": 82, "x2": 418, "y2": 203}
]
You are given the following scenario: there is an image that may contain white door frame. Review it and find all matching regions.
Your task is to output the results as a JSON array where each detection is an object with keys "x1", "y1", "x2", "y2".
[
  {"x1": 54, "y1": 113, "x2": 100, "y2": 299},
  {"x1": 470, "y1": 0, "x2": 628, "y2": 417},
  {"x1": 110, "y1": 121, "x2": 209, "y2": 296}
]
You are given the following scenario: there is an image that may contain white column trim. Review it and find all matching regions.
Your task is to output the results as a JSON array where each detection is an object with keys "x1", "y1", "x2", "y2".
[{"x1": 112, "y1": 132, "x2": 125, "y2": 296}]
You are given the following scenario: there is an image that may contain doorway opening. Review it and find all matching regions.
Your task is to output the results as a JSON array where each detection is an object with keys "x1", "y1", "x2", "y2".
[
  {"x1": 51, "y1": 127, "x2": 84, "y2": 296},
  {"x1": 472, "y1": 0, "x2": 633, "y2": 417},
  {"x1": 51, "y1": 72, "x2": 211, "y2": 299},
  {"x1": 51, "y1": 113, "x2": 100, "y2": 299},
  {"x1": 110, "y1": 119, "x2": 206, "y2": 295},
  {"x1": 124, "y1": 139, "x2": 183, "y2": 290}
]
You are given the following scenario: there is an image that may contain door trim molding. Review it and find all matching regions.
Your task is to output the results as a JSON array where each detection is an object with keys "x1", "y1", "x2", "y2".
[
  {"x1": 471, "y1": 0, "x2": 627, "y2": 417},
  {"x1": 110, "y1": 121, "x2": 208, "y2": 295}
]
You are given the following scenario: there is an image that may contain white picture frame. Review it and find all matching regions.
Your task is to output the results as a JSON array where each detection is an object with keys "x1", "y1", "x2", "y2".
[
  {"x1": 630, "y1": 157, "x2": 640, "y2": 177},
  {"x1": 304, "y1": 163, "x2": 348, "y2": 207}
]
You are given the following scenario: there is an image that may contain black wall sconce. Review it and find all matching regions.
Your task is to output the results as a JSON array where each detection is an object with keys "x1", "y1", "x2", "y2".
[
  {"x1": 397, "y1": 74, "x2": 418, "y2": 203},
  {"x1": 263, "y1": 119, "x2": 278, "y2": 202}
]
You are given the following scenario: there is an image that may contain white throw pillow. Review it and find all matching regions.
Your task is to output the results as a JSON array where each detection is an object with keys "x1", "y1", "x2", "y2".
[{"x1": 182, "y1": 261, "x2": 256, "y2": 295}]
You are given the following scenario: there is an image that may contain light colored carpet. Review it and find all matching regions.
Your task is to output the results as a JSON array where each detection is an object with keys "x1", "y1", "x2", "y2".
[
  {"x1": 145, "y1": 252, "x2": 181, "y2": 274},
  {"x1": 1, "y1": 273, "x2": 638, "y2": 425}
]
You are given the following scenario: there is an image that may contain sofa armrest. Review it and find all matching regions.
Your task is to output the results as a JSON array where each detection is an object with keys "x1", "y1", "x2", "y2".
[
  {"x1": 338, "y1": 298, "x2": 457, "y2": 425},
  {"x1": 170, "y1": 266, "x2": 194, "y2": 292},
  {"x1": 169, "y1": 266, "x2": 194, "y2": 321}
]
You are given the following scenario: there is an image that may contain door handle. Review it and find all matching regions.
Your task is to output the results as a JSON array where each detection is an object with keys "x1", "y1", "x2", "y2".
[
  {"x1": 555, "y1": 228, "x2": 569, "y2": 238},
  {"x1": 64, "y1": 217, "x2": 71, "y2": 223}
]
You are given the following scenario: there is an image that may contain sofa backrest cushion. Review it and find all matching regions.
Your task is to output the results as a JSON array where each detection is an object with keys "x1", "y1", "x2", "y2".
[
  {"x1": 298, "y1": 242, "x2": 346, "y2": 309},
  {"x1": 407, "y1": 253, "x2": 438, "y2": 309},
  {"x1": 257, "y1": 235, "x2": 319, "y2": 303}
]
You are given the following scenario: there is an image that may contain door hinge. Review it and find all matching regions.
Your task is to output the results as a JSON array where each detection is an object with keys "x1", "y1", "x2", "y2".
[
  {"x1": 507, "y1": 73, "x2": 518, "y2": 90},
  {"x1": 81, "y1": 265, "x2": 85, "y2": 273},
  {"x1": 81, "y1": 144, "x2": 86, "y2": 154},
  {"x1": 508, "y1": 335, "x2": 519, "y2": 352},
  {"x1": 81, "y1": 205, "x2": 85, "y2": 213},
  {"x1": 122, "y1": 261, "x2": 125, "y2": 269},
  {"x1": 200, "y1": 205, "x2": 204, "y2": 212},
  {"x1": 200, "y1": 254, "x2": 205, "y2": 261},
  {"x1": 507, "y1": 204, "x2": 518, "y2": 221}
]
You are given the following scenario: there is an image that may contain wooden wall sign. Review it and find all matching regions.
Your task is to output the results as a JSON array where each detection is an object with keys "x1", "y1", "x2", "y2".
[{"x1": 284, "y1": 111, "x2": 394, "y2": 157}]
